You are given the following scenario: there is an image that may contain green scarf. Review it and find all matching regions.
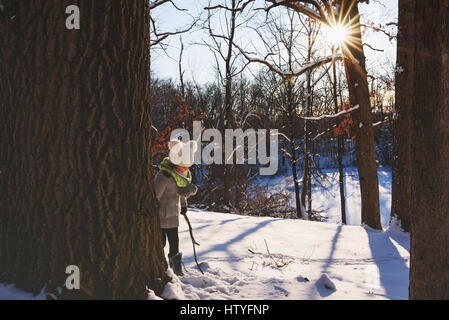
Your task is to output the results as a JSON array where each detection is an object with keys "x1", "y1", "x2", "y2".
[{"x1": 159, "y1": 158, "x2": 192, "y2": 187}]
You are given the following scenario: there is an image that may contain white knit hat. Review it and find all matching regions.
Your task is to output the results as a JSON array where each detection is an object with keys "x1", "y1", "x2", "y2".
[{"x1": 168, "y1": 140, "x2": 198, "y2": 168}]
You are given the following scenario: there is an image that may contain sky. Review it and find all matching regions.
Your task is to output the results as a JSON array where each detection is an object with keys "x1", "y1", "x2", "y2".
[{"x1": 150, "y1": 0, "x2": 398, "y2": 84}]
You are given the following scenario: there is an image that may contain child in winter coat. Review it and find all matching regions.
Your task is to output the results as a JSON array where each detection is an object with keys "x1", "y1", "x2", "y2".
[{"x1": 154, "y1": 140, "x2": 198, "y2": 276}]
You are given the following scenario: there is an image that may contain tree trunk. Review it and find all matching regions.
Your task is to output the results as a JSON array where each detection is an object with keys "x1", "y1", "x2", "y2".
[
  {"x1": 222, "y1": 1, "x2": 238, "y2": 213},
  {"x1": 302, "y1": 74, "x2": 312, "y2": 219},
  {"x1": 306, "y1": 71, "x2": 313, "y2": 219},
  {"x1": 341, "y1": 0, "x2": 381, "y2": 229},
  {"x1": 0, "y1": 0, "x2": 167, "y2": 299},
  {"x1": 391, "y1": 0, "x2": 414, "y2": 232},
  {"x1": 333, "y1": 56, "x2": 346, "y2": 224},
  {"x1": 402, "y1": 0, "x2": 449, "y2": 300},
  {"x1": 285, "y1": 79, "x2": 302, "y2": 219},
  {"x1": 291, "y1": 142, "x2": 303, "y2": 219}
]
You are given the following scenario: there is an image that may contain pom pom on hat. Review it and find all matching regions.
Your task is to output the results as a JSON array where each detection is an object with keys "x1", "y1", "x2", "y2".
[{"x1": 168, "y1": 140, "x2": 198, "y2": 168}]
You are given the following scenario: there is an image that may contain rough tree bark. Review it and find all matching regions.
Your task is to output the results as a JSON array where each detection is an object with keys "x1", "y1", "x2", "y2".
[
  {"x1": 0, "y1": 0, "x2": 167, "y2": 299},
  {"x1": 400, "y1": 0, "x2": 449, "y2": 300},
  {"x1": 341, "y1": 0, "x2": 381, "y2": 229},
  {"x1": 391, "y1": 0, "x2": 414, "y2": 232}
]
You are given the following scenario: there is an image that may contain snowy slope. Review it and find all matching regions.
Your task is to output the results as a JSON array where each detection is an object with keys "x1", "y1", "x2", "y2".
[
  {"x1": 258, "y1": 167, "x2": 393, "y2": 227},
  {"x1": 162, "y1": 210, "x2": 409, "y2": 300},
  {"x1": 0, "y1": 198, "x2": 409, "y2": 300}
]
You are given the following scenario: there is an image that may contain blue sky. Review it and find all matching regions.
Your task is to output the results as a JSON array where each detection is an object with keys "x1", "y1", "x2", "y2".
[{"x1": 151, "y1": 0, "x2": 398, "y2": 84}]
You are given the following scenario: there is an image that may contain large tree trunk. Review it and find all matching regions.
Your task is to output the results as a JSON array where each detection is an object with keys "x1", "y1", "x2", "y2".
[
  {"x1": 341, "y1": 0, "x2": 381, "y2": 229},
  {"x1": 391, "y1": 0, "x2": 415, "y2": 233},
  {"x1": 401, "y1": 0, "x2": 449, "y2": 300},
  {"x1": 0, "y1": 0, "x2": 167, "y2": 299}
]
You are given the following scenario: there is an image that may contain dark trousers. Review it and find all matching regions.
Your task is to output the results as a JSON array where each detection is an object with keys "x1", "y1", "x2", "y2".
[{"x1": 161, "y1": 228, "x2": 179, "y2": 259}]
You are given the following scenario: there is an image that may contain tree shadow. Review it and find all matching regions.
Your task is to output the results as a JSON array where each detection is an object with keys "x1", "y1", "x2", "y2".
[
  {"x1": 184, "y1": 219, "x2": 276, "y2": 262},
  {"x1": 365, "y1": 228, "x2": 409, "y2": 299},
  {"x1": 385, "y1": 228, "x2": 410, "y2": 254},
  {"x1": 322, "y1": 225, "x2": 343, "y2": 272},
  {"x1": 179, "y1": 216, "x2": 243, "y2": 235},
  {"x1": 305, "y1": 225, "x2": 342, "y2": 299},
  {"x1": 315, "y1": 282, "x2": 336, "y2": 298}
]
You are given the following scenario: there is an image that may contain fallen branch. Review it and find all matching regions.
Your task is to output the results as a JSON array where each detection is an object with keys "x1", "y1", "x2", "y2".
[
  {"x1": 182, "y1": 212, "x2": 203, "y2": 274},
  {"x1": 264, "y1": 239, "x2": 291, "y2": 269}
]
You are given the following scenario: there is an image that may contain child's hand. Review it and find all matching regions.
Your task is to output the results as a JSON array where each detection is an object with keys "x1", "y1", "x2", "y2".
[{"x1": 178, "y1": 184, "x2": 198, "y2": 198}]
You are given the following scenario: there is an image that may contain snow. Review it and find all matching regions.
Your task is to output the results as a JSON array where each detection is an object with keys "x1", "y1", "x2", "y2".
[
  {"x1": 161, "y1": 271, "x2": 187, "y2": 300},
  {"x1": 0, "y1": 283, "x2": 46, "y2": 300},
  {"x1": 165, "y1": 207, "x2": 409, "y2": 300},
  {"x1": 1, "y1": 169, "x2": 408, "y2": 301},
  {"x1": 284, "y1": 54, "x2": 347, "y2": 77},
  {"x1": 147, "y1": 289, "x2": 164, "y2": 300},
  {"x1": 302, "y1": 105, "x2": 360, "y2": 121},
  {"x1": 261, "y1": 167, "x2": 393, "y2": 227},
  {"x1": 153, "y1": 168, "x2": 409, "y2": 300},
  {"x1": 317, "y1": 273, "x2": 336, "y2": 291}
]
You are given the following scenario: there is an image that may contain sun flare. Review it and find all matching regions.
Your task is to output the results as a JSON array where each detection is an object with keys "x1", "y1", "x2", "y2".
[{"x1": 325, "y1": 24, "x2": 349, "y2": 46}]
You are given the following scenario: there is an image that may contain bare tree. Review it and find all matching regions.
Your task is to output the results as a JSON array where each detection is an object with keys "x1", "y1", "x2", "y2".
[
  {"x1": 330, "y1": 48, "x2": 347, "y2": 224},
  {"x1": 203, "y1": 0, "x2": 255, "y2": 211},
  {"x1": 265, "y1": 0, "x2": 382, "y2": 229},
  {"x1": 150, "y1": 0, "x2": 198, "y2": 47},
  {"x1": 241, "y1": 9, "x2": 326, "y2": 219}
]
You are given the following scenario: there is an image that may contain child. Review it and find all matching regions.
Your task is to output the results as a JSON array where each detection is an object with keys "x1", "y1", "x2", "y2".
[{"x1": 154, "y1": 140, "x2": 198, "y2": 275}]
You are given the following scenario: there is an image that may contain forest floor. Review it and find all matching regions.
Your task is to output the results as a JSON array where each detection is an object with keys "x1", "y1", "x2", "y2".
[
  {"x1": 158, "y1": 208, "x2": 409, "y2": 300},
  {"x1": 157, "y1": 167, "x2": 409, "y2": 300},
  {"x1": 1, "y1": 168, "x2": 409, "y2": 300}
]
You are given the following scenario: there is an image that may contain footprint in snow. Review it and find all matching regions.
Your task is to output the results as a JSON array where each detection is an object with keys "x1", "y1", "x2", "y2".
[{"x1": 273, "y1": 285, "x2": 289, "y2": 296}]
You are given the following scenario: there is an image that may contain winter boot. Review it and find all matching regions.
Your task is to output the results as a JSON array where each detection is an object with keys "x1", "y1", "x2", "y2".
[{"x1": 169, "y1": 252, "x2": 183, "y2": 276}]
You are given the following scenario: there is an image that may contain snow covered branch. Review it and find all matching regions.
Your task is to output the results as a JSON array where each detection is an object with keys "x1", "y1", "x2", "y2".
[
  {"x1": 301, "y1": 105, "x2": 360, "y2": 121},
  {"x1": 264, "y1": 0, "x2": 332, "y2": 26},
  {"x1": 233, "y1": 40, "x2": 348, "y2": 79}
]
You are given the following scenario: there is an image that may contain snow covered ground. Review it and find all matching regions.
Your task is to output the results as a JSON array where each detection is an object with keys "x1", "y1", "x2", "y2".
[
  {"x1": 0, "y1": 284, "x2": 46, "y2": 300},
  {"x1": 0, "y1": 209, "x2": 409, "y2": 300},
  {"x1": 162, "y1": 209, "x2": 409, "y2": 300},
  {"x1": 260, "y1": 167, "x2": 393, "y2": 227},
  {"x1": 1, "y1": 167, "x2": 409, "y2": 300}
]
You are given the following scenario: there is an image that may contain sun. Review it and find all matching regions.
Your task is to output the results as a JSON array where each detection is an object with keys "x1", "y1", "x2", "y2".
[{"x1": 325, "y1": 24, "x2": 349, "y2": 47}]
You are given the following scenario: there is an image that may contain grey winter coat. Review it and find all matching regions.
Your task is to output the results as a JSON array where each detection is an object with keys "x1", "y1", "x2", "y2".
[{"x1": 154, "y1": 170, "x2": 198, "y2": 229}]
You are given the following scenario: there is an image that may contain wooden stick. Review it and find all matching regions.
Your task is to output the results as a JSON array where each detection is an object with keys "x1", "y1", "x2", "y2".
[{"x1": 182, "y1": 212, "x2": 203, "y2": 274}]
